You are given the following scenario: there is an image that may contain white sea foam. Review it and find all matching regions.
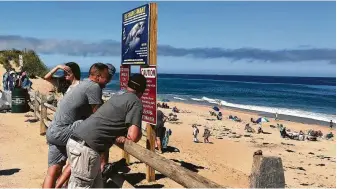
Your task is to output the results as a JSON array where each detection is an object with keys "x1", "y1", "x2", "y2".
[
  {"x1": 191, "y1": 96, "x2": 336, "y2": 122},
  {"x1": 173, "y1": 97, "x2": 186, "y2": 101}
]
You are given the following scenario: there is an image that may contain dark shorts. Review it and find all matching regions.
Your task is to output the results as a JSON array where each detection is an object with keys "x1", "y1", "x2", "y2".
[
  {"x1": 155, "y1": 126, "x2": 166, "y2": 139},
  {"x1": 47, "y1": 120, "x2": 83, "y2": 167}
]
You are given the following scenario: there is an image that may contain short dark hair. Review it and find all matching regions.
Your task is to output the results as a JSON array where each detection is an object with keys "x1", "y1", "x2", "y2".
[
  {"x1": 89, "y1": 63, "x2": 108, "y2": 76},
  {"x1": 65, "y1": 62, "x2": 81, "y2": 80}
]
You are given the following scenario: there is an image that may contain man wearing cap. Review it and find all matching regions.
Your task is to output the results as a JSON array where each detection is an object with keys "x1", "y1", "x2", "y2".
[
  {"x1": 66, "y1": 73, "x2": 146, "y2": 188},
  {"x1": 43, "y1": 63, "x2": 113, "y2": 188}
]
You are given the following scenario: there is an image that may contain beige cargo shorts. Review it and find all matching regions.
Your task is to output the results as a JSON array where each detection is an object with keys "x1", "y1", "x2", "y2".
[{"x1": 66, "y1": 138, "x2": 103, "y2": 188}]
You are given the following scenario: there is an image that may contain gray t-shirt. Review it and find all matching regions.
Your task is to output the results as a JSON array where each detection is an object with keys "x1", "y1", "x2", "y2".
[
  {"x1": 73, "y1": 91, "x2": 143, "y2": 152},
  {"x1": 156, "y1": 110, "x2": 165, "y2": 128},
  {"x1": 46, "y1": 80, "x2": 103, "y2": 145}
]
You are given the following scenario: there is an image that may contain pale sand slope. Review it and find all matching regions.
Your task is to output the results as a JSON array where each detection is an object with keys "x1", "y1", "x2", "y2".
[{"x1": 0, "y1": 101, "x2": 335, "y2": 188}]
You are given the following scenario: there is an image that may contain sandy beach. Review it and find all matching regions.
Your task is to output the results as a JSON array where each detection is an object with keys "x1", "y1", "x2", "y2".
[{"x1": 0, "y1": 77, "x2": 335, "y2": 188}]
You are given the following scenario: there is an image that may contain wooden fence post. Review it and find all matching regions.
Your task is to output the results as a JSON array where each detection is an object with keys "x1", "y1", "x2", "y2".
[
  {"x1": 34, "y1": 91, "x2": 39, "y2": 119},
  {"x1": 40, "y1": 95, "x2": 47, "y2": 136},
  {"x1": 249, "y1": 151, "x2": 285, "y2": 188},
  {"x1": 122, "y1": 150, "x2": 130, "y2": 165},
  {"x1": 146, "y1": 124, "x2": 156, "y2": 182}
]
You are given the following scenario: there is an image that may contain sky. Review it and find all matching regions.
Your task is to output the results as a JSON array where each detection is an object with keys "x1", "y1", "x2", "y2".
[{"x1": 0, "y1": 1, "x2": 335, "y2": 77}]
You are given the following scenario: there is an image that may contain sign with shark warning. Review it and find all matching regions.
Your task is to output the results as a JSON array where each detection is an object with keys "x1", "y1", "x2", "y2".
[{"x1": 121, "y1": 4, "x2": 150, "y2": 65}]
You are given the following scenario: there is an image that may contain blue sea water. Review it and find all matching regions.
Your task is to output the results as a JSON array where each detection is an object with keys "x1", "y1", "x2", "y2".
[{"x1": 82, "y1": 73, "x2": 336, "y2": 122}]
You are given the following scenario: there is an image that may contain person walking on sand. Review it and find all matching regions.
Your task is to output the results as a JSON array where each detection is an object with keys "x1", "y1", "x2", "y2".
[
  {"x1": 65, "y1": 74, "x2": 146, "y2": 188},
  {"x1": 330, "y1": 120, "x2": 334, "y2": 129},
  {"x1": 155, "y1": 108, "x2": 168, "y2": 153},
  {"x1": 42, "y1": 63, "x2": 111, "y2": 188},
  {"x1": 203, "y1": 128, "x2": 211, "y2": 143},
  {"x1": 193, "y1": 125, "x2": 199, "y2": 143}
]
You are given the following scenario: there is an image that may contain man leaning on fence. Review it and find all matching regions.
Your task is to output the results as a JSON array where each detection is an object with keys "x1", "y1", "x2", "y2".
[
  {"x1": 42, "y1": 63, "x2": 113, "y2": 188},
  {"x1": 66, "y1": 73, "x2": 146, "y2": 188}
]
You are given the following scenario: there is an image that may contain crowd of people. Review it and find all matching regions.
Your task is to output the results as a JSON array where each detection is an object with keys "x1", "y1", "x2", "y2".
[
  {"x1": 41, "y1": 61, "x2": 146, "y2": 188},
  {"x1": 2, "y1": 69, "x2": 32, "y2": 91}
]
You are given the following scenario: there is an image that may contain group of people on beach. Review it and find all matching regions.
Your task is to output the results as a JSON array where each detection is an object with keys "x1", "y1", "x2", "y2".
[
  {"x1": 41, "y1": 62, "x2": 147, "y2": 188},
  {"x1": 2, "y1": 69, "x2": 32, "y2": 91},
  {"x1": 192, "y1": 125, "x2": 211, "y2": 143}
]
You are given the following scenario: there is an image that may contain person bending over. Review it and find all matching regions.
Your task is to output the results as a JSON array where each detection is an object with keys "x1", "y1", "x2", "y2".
[{"x1": 66, "y1": 74, "x2": 146, "y2": 188}]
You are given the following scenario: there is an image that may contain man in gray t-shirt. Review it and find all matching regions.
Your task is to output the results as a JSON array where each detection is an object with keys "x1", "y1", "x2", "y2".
[
  {"x1": 66, "y1": 74, "x2": 146, "y2": 188},
  {"x1": 42, "y1": 63, "x2": 112, "y2": 189}
]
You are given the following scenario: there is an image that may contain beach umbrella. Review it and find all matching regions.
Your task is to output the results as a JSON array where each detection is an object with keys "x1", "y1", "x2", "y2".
[
  {"x1": 212, "y1": 106, "x2": 220, "y2": 111},
  {"x1": 256, "y1": 117, "x2": 269, "y2": 124}
]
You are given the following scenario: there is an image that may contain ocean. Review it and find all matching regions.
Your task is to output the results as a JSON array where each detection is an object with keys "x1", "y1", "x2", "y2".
[{"x1": 81, "y1": 73, "x2": 336, "y2": 123}]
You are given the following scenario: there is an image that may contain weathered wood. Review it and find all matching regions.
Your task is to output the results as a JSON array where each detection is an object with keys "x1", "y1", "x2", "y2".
[
  {"x1": 40, "y1": 95, "x2": 47, "y2": 135},
  {"x1": 117, "y1": 140, "x2": 222, "y2": 188},
  {"x1": 34, "y1": 91, "x2": 39, "y2": 119},
  {"x1": 249, "y1": 153, "x2": 285, "y2": 188},
  {"x1": 43, "y1": 119, "x2": 51, "y2": 128},
  {"x1": 36, "y1": 95, "x2": 41, "y2": 104},
  {"x1": 122, "y1": 150, "x2": 130, "y2": 165},
  {"x1": 44, "y1": 102, "x2": 57, "y2": 112},
  {"x1": 144, "y1": 2, "x2": 158, "y2": 183},
  {"x1": 146, "y1": 124, "x2": 156, "y2": 182}
]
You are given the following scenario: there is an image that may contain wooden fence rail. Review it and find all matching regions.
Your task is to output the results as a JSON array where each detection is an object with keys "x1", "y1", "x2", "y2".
[{"x1": 29, "y1": 92, "x2": 285, "y2": 188}]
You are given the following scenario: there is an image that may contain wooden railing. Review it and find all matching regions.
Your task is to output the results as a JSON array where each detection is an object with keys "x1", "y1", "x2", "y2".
[{"x1": 29, "y1": 92, "x2": 285, "y2": 188}]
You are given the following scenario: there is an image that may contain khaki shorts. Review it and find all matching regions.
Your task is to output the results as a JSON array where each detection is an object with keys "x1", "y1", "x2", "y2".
[{"x1": 66, "y1": 138, "x2": 103, "y2": 188}]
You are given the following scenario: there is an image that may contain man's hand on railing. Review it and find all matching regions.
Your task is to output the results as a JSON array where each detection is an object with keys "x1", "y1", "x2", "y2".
[{"x1": 115, "y1": 136, "x2": 127, "y2": 144}]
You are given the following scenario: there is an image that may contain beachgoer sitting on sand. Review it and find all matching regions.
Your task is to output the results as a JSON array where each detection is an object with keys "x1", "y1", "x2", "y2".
[
  {"x1": 251, "y1": 117, "x2": 257, "y2": 124},
  {"x1": 298, "y1": 130, "x2": 305, "y2": 141},
  {"x1": 157, "y1": 103, "x2": 162, "y2": 108},
  {"x1": 325, "y1": 132, "x2": 334, "y2": 140},
  {"x1": 192, "y1": 125, "x2": 199, "y2": 143},
  {"x1": 172, "y1": 106, "x2": 180, "y2": 113},
  {"x1": 245, "y1": 124, "x2": 255, "y2": 133},
  {"x1": 209, "y1": 111, "x2": 216, "y2": 116},
  {"x1": 257, "y1": 126, "x2": 263, "y2": 134},
  {"x1": 42, "y1": 63, "x2": 112, "y2": 188},
  {"x1": 168, "y1": 113, "x2": 178, "y2": 121},
  {"x1": 203, "y1": 128, "x2": 211, "y2": 143},
  {"x1": 280, "y1": 127, "x2": 290, "y2": 138},
  {"x1": 217, "y1": 112, "x2": 222, "y2": 120}
]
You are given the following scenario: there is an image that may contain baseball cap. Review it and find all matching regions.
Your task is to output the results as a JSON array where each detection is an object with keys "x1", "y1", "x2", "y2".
[
  {"x1": 128, "y1": 73, "x2": 147, "y2": 93},
  {"x1": 106, "y1": 63, "x2": 116, "y2": 76}
]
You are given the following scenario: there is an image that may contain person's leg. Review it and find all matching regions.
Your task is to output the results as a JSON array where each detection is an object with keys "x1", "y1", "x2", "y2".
[
  {"x1": 156, "y1": 137, "x2": 162, "y2": 153},
  {"x1": 43, "y1": 144, "x2": 67, "y2": 188},
  {"x1": 55, "y1": 163, "x2": 71, "y2": 188},
  {"x1": 67, "y1": 139, "x2": 101, "y2": 188}
]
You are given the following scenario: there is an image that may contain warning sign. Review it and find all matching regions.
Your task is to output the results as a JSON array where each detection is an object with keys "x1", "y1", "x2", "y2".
[{"x1": 140, "y1": 66, "x2": 157, "y2": 125}]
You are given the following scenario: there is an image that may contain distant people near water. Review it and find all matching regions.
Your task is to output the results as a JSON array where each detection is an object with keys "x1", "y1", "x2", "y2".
[
  {"x1": 330, "y1": 120, "x2": 334, "y2": 129},
  {"x1": 172, "y1": 106, "x2": 180, "y2": 113},
  {"x1": 203, "y1": 128, "x2": 211, "y2": 143},
  {"x1": 217, "y1": 112, "x2": 222, "y2": 120},
  {"x1": 192, "y1": 125, "x2": 199, "y2": 143},
  {"x1": 275, "y1": 112, "x2": 278, "y2": 121},
  {"x1": 155, "y1": 109, "x2": 168, "y2": 154},
  {"x1": 44, "y1": 62, "x2": 81, "y2": 99}
]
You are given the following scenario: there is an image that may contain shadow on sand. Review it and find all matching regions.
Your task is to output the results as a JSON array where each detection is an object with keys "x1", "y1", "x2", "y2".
[
  {"x1": 0, "y1": 168, "x2": 20, "y2": 176},
  {"x1": 170, "y1": 159, "x2": 205, "y2": 173}
]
